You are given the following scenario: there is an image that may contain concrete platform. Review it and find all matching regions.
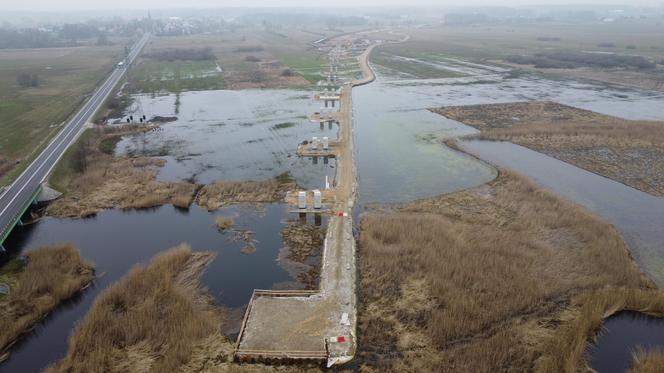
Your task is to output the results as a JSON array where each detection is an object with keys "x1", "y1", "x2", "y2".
[
  {"x1": 296, "y1": 142, "x2": 340, "y2": 158},
  {"x1": 235, "y1": 215, "x2": 357, "y2": 367}
]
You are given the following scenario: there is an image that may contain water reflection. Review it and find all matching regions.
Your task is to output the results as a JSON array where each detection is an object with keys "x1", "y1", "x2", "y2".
[
  {"x1": 590, "y1": 311, "x2": 664, "y2": 373},
  {"x1": 115, "y1": 90, "x2": 336, "y2": 189},
  {"x1": 0, "y1": 204, "x2": 306, "y2": 372}
]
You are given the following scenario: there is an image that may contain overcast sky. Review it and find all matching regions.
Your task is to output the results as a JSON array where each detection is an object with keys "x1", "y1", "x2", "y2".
[{"x1": 3, "y1": 0, "x2": 663, "y2": 12}]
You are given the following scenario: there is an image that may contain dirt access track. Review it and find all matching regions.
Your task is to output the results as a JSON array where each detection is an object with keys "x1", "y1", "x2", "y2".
[{"x1": 234, "y1": 31, "x2": 407, "y2": 367}]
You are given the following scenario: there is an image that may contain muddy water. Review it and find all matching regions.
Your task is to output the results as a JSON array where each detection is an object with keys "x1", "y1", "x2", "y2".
[
  {"x1": 0, "y1": 204, "x2": 318, "y2": 372},
  {"x1": 589, "y1": 311, "x2": 664, "y2": 372},
  {"x1": 115, "y1": 90, "x2": 336, "y2": 189}
]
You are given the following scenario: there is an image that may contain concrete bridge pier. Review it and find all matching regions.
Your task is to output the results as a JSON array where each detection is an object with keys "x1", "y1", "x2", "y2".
[
  {"x1": 313, "y1": 156, "x2": 319, "y2": 165},
  {"x1": 320, "y1": 121, "x2": 325, "y2": 130}
]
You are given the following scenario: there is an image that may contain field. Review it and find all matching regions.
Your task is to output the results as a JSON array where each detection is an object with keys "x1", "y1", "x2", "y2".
[
  {"x1": 131, "y1": 29, "x2": 326, "y2": 93},
  {"x1": 370, "y1": 48, "x2": 467, "y2": 79},
  {"x1": 0, "y1": 245, "x2": 94, "y2": 362},
  {"x1": 358, "y1": 170, "x2": 664, "y2": 372},
  {"x1": 390, "y1": 22, "x2": 664, "y2": 90},
  {"x1": 0, "y1": 44, "x2": 127, "y2": 185},
  {"x1": 433, "y1": 101, "x2": 664, "y2": 197}
]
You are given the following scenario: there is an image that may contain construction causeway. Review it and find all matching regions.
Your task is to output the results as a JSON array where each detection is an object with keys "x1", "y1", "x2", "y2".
[{"x1": 233, "y1": 34, "x2": 379, "y2": 367}]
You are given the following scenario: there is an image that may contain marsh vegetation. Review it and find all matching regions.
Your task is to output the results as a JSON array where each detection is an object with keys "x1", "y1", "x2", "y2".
[
  {"x1": 45, "y1": 245, "x2": 227, "y2": 372},
  {"x1": 358, "y1": 171, "x2": 664, "y2": 372},
  {"x1": 0, "y1": 245, "x2": 94, "y2": 362},
  {"x1": 434, "y1": 101, "x2": 664, "y2": 197}
]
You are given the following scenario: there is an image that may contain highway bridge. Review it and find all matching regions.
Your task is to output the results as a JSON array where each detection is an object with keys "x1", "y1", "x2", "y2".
[{"x1": 0, "y1": 33, "x2": 151, "y2": 251}]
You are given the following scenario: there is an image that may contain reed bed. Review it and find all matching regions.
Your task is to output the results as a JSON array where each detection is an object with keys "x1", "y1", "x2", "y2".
[
  {"x1": 358, "y1": 171, "x2": 664, "y2": 372},
  {"x1": 197, "y1": 179, "x2": 295, "y2": 211},
  {"x1": 433, "y1": 101, "x2": 664, "y2": 197},
  {"x1": 630, "y1": 346, "x2": 664, "y2": 373},
  {"x1": 46, "y1": 245, "x2": 223, "y2": 373},
  {"x1": 0, "y1": 245, "x2": 94, "y2": 361}
]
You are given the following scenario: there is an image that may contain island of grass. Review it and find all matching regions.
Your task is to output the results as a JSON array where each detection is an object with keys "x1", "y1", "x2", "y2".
[
  {"x1": 358, "y1": 170, "x2": 664, "y2": 372},
  {"x1": 432, "y1": 101, "x2": 664, "y2": 197},
  {"x1": 0, "y1": 245, "x2": 94, "y2": 362},
  {"x1": 45, "y1": 245, "x2": 231, "y2": 372}
]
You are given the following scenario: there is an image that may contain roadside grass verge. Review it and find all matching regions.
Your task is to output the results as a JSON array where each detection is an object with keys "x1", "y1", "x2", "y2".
[
  {"x1": 45, "y1": 245, "x2": 223, "y2": 373},
  {"x1": 0, "y1": 245, "x2": 94, "y2": 362},
  {"x1": 358, "y1": 170, "x2": 664, "y2": 372}
]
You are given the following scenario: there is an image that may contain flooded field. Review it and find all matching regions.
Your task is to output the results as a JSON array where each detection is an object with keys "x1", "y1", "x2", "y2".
[
  {"x1": 115, "y1": 90, "x2": 336, "y2": 189},
  {"x1": 354, "y1": 56, "x2": 664, "y2": 208},
  {"x1": 3, "y1": 47, "x2": 664, "y2": 372}
]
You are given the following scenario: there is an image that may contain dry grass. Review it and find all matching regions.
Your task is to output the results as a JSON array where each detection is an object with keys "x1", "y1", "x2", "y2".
[
  {"x1": 630, "y1": 346, "x2": 664, "y2": 373},
  {"x1": 197, "y1": 179, "x2": 295, "y2": 211},
  {"x1": 46, "y1": 245, "x2": 225, "y2": 373},
  {"x1": 433, "y1": 101, "x2": 664, "y2": 197},
  {"x1": 0, "y1": 245, "x2": 94, "y2": 361},
  {"x1": 358, "y1": 170, "x2": 664, "y2": 372},
  {"x1": 47, "y1": 125, "x2": 198, "y2": 217},
  {"x1": 215, "y1": 216, "x2": 235, "y2": 231}
]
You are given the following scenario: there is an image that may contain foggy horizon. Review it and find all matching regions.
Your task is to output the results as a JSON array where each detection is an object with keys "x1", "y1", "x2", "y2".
[{"x1": 4, "y1": 0, "x2": 664, "y2": 12}]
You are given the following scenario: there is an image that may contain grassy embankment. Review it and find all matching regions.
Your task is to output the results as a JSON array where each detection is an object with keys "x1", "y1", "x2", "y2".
[
  {"x1": 398, "y1": 23, "x2": 664, "y2": 90},
  {"x1": 45, "y1": 245, "x2": 227, "y2": 372},
  {"x1": 0, "y1": 44, "x2": 126, "y2": 185},
  {"x1": 433, "y1": 101, "x2": 664, "y2": 197},
  {"x1": 0, "y1": 245, "x2": 94, "y2": 362},
  {"x1": 358, "y1": 170, "x2": 664, "y2": 372}
]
